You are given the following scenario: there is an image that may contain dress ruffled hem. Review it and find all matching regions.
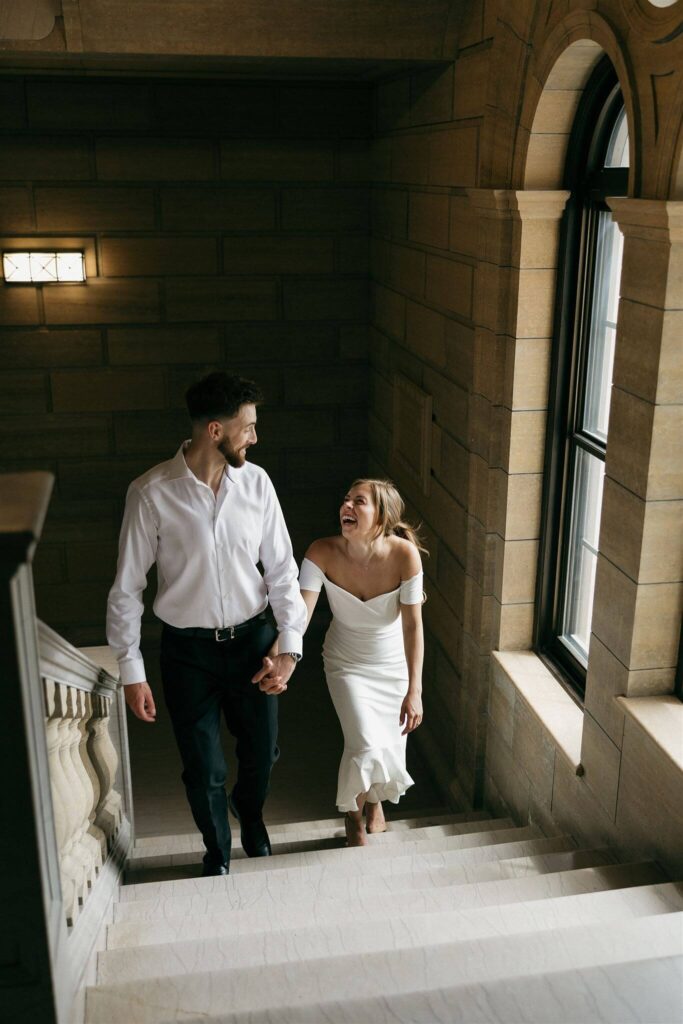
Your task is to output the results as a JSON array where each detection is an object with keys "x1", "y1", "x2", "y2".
[{"x1": 336, "y1": 746, "x2": 414, "y2": 812}]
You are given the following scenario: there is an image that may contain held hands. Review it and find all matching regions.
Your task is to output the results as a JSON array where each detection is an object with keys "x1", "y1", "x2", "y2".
[
  {"x1": 124, "y1": 681, "x2": 157, "y2": 723},
  {"x1": 252, "y1": 653, "x2": 296, "y2": 695},
  {"x1": 400, "y1": 687, "x2": 423, "y2": 735}
]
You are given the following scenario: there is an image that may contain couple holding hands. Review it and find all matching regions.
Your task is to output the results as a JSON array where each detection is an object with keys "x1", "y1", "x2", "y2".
[{"x1": 107, "y1": 372, "x2": 425, "y2": 874}]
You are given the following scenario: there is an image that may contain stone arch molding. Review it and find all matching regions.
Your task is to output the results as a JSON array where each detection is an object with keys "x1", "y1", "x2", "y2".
[
  {"x1": 0, "y1": 0, "x2": 59, "y2": 41},
  {"x1": 513, "y1": 12, "x2": 638, "y2": 195}
]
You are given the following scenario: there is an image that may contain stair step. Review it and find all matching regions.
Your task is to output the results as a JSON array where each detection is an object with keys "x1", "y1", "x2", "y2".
[
  {"x1": 108, "y1": 859, "x2": 664, "y2": 952},
  {"x1": 85, "y1": 912, "x2": 683, "y2": 1022},
  {"x1": 184, "y1": 954, "x2": 683, "y2": 1024},
  {"x1": 97, "y1": 880, "x2": 683, "y2": 984},
  {"x1": 126, "y1": 812, "x2": 501, "y2": 872},
  {"x1": 111, "y1": 836, "x2": 585, "y2": 938},
  {"x1": 120, "y1": 821, "x2": 530, "y2": 899},
  {"x1": 131, "y1": 809, "x2": 487, "y2": 859},
  {"x1": 113, "y1": 834, "x2": 578, "y2": 920}
]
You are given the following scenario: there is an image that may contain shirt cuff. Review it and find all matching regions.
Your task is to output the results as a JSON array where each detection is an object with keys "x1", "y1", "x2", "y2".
[
  {"x1": 277, "y1": 630, "x2": 302, "y2": 658},
  {"x1": 119, "y1": 656, "x2": 147, "y2": 685}
]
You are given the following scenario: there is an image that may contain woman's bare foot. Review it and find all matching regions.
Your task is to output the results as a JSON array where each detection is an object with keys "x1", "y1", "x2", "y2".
[
  {"x1": 365, "y1": 801, "x2": 387, "y2": 834},
  {"x1": 344, "y1": 812, "x2": 368, "y2": 847}
]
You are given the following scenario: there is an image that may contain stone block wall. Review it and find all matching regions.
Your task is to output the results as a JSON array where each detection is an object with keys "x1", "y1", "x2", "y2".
[
  {"x1": 0, "y1": 76, "x2": 371, "y2": 646},
  {"x1": 368, "y1": 22, "x2": 488, "y2": 805}
]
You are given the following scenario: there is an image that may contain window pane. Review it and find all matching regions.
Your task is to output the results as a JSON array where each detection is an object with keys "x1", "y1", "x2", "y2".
[
  {"x1": 582, "y1": 210, "x2": 623, "y2": 442},
  {"x1": 605, "y1": 106, "x2": 629, "y2": 168},
  {"x1": 561, "y1": 448, "x2": 605, "y2": 666},
  {"x1": 29, "y1": 252, "x2": 58, "y2": 282},
  {"x1": 3, "y1": 252, "x2": 31, "y2": 281},
  {"x1": 56, "y1": 252, "x2": 86, "y2": 281}
]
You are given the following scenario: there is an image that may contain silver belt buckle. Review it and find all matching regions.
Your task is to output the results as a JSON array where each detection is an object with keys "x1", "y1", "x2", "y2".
[{"x1": 215, "y1": 626, "x2": 235, "y2": 642}]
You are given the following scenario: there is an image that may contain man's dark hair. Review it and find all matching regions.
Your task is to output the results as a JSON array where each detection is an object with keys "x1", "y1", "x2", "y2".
[{"x1": 185, "y1": 372, "x2": 264, "y2": 423}]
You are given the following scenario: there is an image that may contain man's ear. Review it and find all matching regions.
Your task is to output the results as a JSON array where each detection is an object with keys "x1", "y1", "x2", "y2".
[{"x1": 207, "y1": 419, "x2": 223, "y2": 442}]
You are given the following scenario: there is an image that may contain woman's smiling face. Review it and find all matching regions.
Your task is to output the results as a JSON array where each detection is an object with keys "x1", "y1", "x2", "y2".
[{"x1": 339, "y1": 484, "x2": 378, "y2": 539}]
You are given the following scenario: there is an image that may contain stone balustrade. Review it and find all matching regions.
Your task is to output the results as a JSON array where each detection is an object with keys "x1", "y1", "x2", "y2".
[
  {"x1": 39, "y1": 622, "x2": 130, "y2": 928},
  {"x1": 1, "y1": 471, "x2": 134, "y2": 1022}
]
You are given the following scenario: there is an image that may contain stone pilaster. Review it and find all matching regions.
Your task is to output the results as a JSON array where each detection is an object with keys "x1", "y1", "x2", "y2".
[{"x1": 466, "y1": 189, "x2": 570, "y2": 654}]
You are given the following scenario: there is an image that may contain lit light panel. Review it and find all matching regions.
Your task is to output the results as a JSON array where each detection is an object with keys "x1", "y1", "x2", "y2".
[{"x1": 3, "y1": 251, "x2": 86, "y2": 283}]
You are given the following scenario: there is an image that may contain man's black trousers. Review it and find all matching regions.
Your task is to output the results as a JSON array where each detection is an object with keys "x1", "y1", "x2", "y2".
[{"x1": 159, "y1": 618, "x2": 279, "y2": 868}]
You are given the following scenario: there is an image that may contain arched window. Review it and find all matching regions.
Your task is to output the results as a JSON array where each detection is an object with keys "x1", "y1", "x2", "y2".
[{"x1": 536, "y1": 58, "x2": 629, "y2": 699}]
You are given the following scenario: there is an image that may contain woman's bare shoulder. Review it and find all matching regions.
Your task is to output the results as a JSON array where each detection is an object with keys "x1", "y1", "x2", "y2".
[
  {"x1": 304, "y1": 536, "x2": 341, "y2": 570},
  {"x1": 389, "y1": 536, "x2": 422, "y2": 578}
]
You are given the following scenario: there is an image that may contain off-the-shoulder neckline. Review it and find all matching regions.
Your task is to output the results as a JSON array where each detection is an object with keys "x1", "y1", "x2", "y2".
[{"x1": 301, "y1": 556, "x2": 422, "y2": 604}]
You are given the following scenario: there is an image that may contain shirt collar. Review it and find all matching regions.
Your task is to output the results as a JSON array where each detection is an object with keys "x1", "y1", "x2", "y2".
[{"x1": 170, "y1": 441, "x2": 246, "y2": 485}]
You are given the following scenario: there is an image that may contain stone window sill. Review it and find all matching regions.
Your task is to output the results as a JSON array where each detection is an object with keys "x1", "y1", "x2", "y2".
[
  {"x1": 492, "y1": 650, "x2": 583, "y2": 770},
  {"x1": 618, "y1": 695, "x2": 683, "y2": 771}
]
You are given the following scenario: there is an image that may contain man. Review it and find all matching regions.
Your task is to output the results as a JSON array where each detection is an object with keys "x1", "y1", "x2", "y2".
[{"x1": 107, "y1": 372, "x2": 307, "y2": 875}]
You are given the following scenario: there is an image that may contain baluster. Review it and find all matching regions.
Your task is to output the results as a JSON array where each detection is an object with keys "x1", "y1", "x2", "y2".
[
  {"x1": 44, "y1": 678, "x2": 79, "y2": 927},
  {"x1": 81, "y1": 692, "x2": 107, "y2": 863},
  {"x1": 88, "y1": 693, "x2": 123, "y2": 845},
  {"x1": 63, "y1": 685, "x2": 97, "y2": 894},
  {"x1": 69, "y1": 689, "x2": 103, "y2": 886},
  {"x1": 54, "y1": 683, "x2": 88, "y2": 910}
]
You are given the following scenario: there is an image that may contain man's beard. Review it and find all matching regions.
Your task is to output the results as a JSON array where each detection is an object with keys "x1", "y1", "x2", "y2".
[{"x1": 218, "y1": 439, "x2": 247, "y2": 468}]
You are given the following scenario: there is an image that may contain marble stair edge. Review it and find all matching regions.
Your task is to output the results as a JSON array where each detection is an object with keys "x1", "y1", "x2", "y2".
[{"x1": 164, "y1": 955, "x2": 683, "y2": 1024}]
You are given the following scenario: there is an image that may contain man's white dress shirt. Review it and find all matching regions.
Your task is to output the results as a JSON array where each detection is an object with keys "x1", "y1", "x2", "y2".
[{"x1": 107, "y1": 443, "x2": 307, "y2": 685}]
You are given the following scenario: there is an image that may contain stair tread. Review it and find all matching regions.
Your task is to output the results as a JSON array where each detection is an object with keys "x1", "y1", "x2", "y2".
[
  {"x1": 126, "y1": 814, "x2": 508, "y2": 874},
  {"x1": 119, "y1": 823, "x2": 537, "y2": 901},
  {"x1": 86, "y1": 912, "x2": 683, "y2": 1022},
  {"x1": 168, "y1": 955, "x2": 683, "y2": 1024},
  {"x1": 114, "y1": 833, "x2": 581, "y2": 914},
  {"x1": 131, "y1": 809, "x2": 488, "y2": 856},
  {"x1": 111, "y1": 837, "x2": 588, "y2": 936},
  {"x1": 109, "y1": 859, "x2": 665, "y2": 949},
  {"x1": 97, "y1": 881, "x2": 683, "y2": 984}
]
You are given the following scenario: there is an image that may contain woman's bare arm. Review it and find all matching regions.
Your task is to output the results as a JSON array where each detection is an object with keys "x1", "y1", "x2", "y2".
[
  {"x1": 301, "y1": 588, "x2": 320, "y2": 629},
  {"x1": 399, "y1": 602, "x2": 424, "y2": 734}
]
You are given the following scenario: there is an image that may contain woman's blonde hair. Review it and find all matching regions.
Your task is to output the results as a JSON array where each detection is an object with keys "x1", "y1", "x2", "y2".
[{"x1": 349, "y1": 478, "x2": 428, "y2": 554}]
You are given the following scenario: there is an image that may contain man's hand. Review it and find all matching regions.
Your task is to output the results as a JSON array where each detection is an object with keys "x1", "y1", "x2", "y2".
[
  {"x1": 124, "y1": 681, "x2": 157, "y2": 722},
  {"x1": 251, "y1": 654, "x2": 296, "y2": 695}
]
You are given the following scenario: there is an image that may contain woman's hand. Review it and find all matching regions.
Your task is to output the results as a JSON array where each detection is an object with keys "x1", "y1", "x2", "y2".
[{"x1": 400, "y1": 688, "x2": 423, "y2": 735}]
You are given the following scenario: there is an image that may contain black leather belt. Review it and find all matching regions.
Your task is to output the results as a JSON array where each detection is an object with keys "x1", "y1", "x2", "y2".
[{"x1": 164, "y1": 611, "x2": 267, "y2": 642}]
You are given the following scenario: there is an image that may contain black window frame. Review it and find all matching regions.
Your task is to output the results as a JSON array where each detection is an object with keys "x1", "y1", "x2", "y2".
[
  {"x1": 675, "y1": 617, "x2": 683, "y2": 702},
  {"x1": 535, "y1": 57, "x2": 629, "y2": 701}
]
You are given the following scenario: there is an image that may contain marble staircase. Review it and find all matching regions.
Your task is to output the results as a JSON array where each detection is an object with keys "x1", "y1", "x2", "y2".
[{"x1": 86, "y1": 810, "x2": 683, "y2": 1023}]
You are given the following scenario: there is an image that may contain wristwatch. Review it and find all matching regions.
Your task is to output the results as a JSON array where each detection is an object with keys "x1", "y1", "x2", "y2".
[{"x1": 283, "y1": 652, "x2": 302, "y2": 664}]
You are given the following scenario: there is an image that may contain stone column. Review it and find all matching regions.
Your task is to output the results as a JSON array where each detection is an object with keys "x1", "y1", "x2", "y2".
[{"x1": 585, "y1": 199, "x2": 683, "y2": 750}]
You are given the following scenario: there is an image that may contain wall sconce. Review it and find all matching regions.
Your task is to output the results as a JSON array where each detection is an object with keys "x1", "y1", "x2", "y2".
[{"x1": 2, "y1": 251, "x2": 86, "y2": 283}]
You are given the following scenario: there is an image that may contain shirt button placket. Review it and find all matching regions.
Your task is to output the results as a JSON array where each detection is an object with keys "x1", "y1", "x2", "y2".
[{"x1": 212, "y1": 496, "x2": 227, "y2": 629}]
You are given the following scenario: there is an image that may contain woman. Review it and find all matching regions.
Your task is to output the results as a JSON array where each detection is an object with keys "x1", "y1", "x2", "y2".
[{"x1": 298, "y1": 478, "x2": 425, "y2": 846}]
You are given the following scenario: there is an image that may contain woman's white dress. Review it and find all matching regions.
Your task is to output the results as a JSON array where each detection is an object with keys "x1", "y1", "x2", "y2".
[{"x1": 299, "y1": 557, "x2": 423, "y2": 812}]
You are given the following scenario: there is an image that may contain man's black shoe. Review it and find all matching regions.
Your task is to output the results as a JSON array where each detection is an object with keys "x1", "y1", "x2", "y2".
[
  {"x1": 228, "y1": 794, "x2": 272, "y2": 857},
  {"x1": 201, "y1": 861, "x2": 229, "y2": 877}
]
